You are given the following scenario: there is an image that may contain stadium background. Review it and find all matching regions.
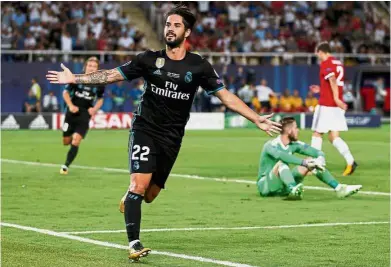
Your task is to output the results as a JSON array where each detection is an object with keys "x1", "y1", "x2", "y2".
[{"x1": 1, "y1": 1, "x2": 390, "y2": 267}]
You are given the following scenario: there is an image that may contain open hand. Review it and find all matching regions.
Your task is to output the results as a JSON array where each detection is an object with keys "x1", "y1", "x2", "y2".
[
  {"x1": 46, "y1": 63, "x2": 75, "y2": 84},
  {"x1": 255, "y1": 113, "x2": 282, "y2": 136}
]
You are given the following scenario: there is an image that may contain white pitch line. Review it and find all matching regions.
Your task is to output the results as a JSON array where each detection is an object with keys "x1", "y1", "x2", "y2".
[
  {"x1": 1, "y1": 158, "x2": 390, "y2": 196},
  {"x1": 1, "y1": 222, "x2": 258, "y2": 267},
  {"x1": 60, "y1": 221, "x2": 390, "y2": 235}
]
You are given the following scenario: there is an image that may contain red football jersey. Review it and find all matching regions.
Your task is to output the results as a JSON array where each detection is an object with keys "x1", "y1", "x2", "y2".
[{"x1": 319, "y1": 56, "x2": 344, "y2": 107}]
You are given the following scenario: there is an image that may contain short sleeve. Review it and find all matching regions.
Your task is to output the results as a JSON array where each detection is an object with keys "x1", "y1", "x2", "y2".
[
  {"x1": 116, "y1": 51, "x2": 147, "y2": 81},
  {"x1": 200, "y1": 59, "x2": 225, "y2": 95},
  {"x1": 64, "y1": 84, "x2": 74, "y2": 92},
  {"x1": 323, "y1": 62, "x2": 336, "y2": 80},
  {"x1": 96, "y1": 86, "x2": 105, "y2": 98}
]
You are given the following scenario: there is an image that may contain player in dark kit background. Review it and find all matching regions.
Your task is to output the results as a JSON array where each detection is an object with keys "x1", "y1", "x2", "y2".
[
  {"x1": 47, "y1": 5, "x2": 281, "y2": 261},
  {"x1": 60, "y1": 57, "x2": 105, "y2": 175}
]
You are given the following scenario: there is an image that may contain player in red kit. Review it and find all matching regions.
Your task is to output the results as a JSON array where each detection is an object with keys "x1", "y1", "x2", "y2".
[{"x1": 309, "y1": 42, "x2": 357, "y2": 176}]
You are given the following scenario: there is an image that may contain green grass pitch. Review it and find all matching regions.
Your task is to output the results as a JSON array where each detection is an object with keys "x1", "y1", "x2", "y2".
[{"x1": 1, "y1": 127, "x2": 390, "y2": 266}]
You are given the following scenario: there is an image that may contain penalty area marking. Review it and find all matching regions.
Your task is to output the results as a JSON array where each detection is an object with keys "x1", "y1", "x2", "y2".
[
  {"x1": 1, "y1": 222, "x2": 258, "y2": 267},
  {"x1": 1, "y1": 158, "x2": 390, "y2": 197},
  {"x1": 60, "y1": 221, "x2": 390, "y2": 235}
]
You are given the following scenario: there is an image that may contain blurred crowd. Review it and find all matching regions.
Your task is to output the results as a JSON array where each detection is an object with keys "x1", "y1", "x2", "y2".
[
  {"x1": 1, "y1": 1, "x2": 147, "y2": 62},
  {"x1": 154, "y1": 1, "x2": 390, "y2": 60},
  {"x1": 23, "y1": 77, "x2": 145, "y2": 114},
  {"x1": 23, "y1": 68, "x2": 389, "y2": 117}
]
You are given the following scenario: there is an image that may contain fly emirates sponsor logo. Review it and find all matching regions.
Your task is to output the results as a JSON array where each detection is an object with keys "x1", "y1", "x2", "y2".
[{"x1": 151, "y1": 81, "x2": 190, "y2": 100}]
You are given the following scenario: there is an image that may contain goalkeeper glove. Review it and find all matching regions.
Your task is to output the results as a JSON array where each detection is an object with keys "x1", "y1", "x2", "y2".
[{"x1": 302, "y1": 158, "x2": 325, "y2": 171}]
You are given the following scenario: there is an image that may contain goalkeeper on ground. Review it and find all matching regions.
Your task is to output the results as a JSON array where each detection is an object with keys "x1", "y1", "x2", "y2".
[{"x1": 257, "y1": 116, "x2": 362, "y2": 200}]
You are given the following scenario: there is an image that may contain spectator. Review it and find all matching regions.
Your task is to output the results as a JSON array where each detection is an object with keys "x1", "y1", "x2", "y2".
[
  {"x1": 1, "y1": 27, "x2": 13, "y2": 50},
  {"x1": 227, "y1": 2, "x2": 241, "y2": 26},
  {"x1": 90, "y1": 17, "x2": 104, "y2": 39},
  {"x1": 118, "y1": 12, "x2": 130, "y2": 28},
  {"x1": 246, "y1": 11, "x2": 258, "y2": 30},
  {"x1": 256, "y1": 79, "x2": 275, "y2": 112},
  {"x1": 129, "y1": 79, "x2": 144, "y2": 108},
  {"x1": 374, "y1": 77, "x2": 387, "y2": 108},
  {"x1": 29, "y1": 21, "x2": 45, "y2": 39},
  {"x1": 270, "y1": 94, "x2": 279, "y2": 112},
  {"x1": 24, "y1": 89, "x2": 40, "y2": 113},
  {"x1": 106, "y1": 2, "x2": 121, "y2": 26},
  {"x1": 261, "y1": 32, "x2": 275, "y2": 52},
  {"x1": 291, "y1": 89, "x2": 304, "y2": 112},
  {"x1": 238, "y1": 82, "x2": 255, "y2": 107},
  {"x1": 112, "y1": 81, "x2": 126, "y2": 112},
  {"x1": 77, "y1": 18, "x2": 89, "y2": 45},
  {"x1": 2, "y1": 6, "x2": 13, "y2": 28},
  {"x1": 202, "y1": 12, "x2": 216, "y2": 28},
  {"x1": 305, "y1": 91, "x2": 318, "y2": 112},
  {"x1": 42, "y1": 90, "x2": 59, "y2": 112},
  {"x1": 343, "y1": 80, "x2": 355, "y2": 111},
  {"x1": 61, "y1": 31, "x2": 72, "y2": 62},
  {"x1": 71, "y1": 4, "x2": 84, "y2": 20},
  {"x1": 330, "y1": 35, "x2": 344, "y2": 53},
  {"x1": 12, "y1": 8, "x2": 27, "y2": 29},
  {"x1": 28, "y1": 2, "x2": 41, "y2": 23},
  {"x1": 374, "y1": 24, "x2": 386, "y2": 44},
  {"x1": 198, "y1": 1, "x2": 210, "y2": 14},
  {"x1": 85, "y1": 31, "x2": 97, "y2": 50},
  {"x1": 118, "y1": 31, "x2": 135, "y2": 50},
  {"x1": 24, "y1": 32, "x2": 37, "y2": 49},
  {"x1": 279, "y1": 89, "x2": 292, "y2": 112},
  {"x1": 30, "y1": 77, "x2": 42, "y2": 101}
]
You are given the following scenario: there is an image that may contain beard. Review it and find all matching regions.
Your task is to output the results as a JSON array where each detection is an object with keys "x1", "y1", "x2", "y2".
[
  {"x1": 164, "y1": 32, "x2": 185, "y2": 48},
  {"x1": 289, "y1": 134, "x2": 298, "y2": 142}
]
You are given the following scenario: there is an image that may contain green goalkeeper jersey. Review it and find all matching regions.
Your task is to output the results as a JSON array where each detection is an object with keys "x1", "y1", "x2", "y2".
[{"x1": 257, "y1": 136, "x2": 324, "y2": 181}]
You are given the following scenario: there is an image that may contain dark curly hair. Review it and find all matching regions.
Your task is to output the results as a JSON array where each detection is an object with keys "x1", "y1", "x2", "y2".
[{"x1": 165, "y1": 3, "x2": 197, "y2": 31}]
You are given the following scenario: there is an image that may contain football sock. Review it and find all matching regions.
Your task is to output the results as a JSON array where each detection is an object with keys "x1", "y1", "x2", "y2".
[
  {"x1": 332, "y1": 137, "x2": 354, "y2": 165},
  {"x1": 124, "y1": 192, "x2": 143, "y2": 242},
  {"x1": 65, "y1": 145, "x2": 79, "y2": 167},
  {"x1": 291, "y1": 167, "x2": 305, "y2": 184},
  {"x1": 313, "y1": 169, "x2": 339, "y2": 189},
  {"x1": 278, "y1": 164, "x2": 296, "y2": 189},
  {"x1": 311, "y1": 136, "x2": 323, "y2": 150}
]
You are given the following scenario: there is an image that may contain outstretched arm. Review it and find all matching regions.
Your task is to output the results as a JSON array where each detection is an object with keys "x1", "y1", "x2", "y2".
[
  {"x1": 215, "y1": 88, "x2": 281, "y2": 136},
  {"x1": 46, "y1": 64, "x2": 124, "y2": 85}
]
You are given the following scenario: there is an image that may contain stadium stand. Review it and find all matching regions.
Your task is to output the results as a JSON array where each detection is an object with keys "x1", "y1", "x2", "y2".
[{"x1": 1, "y1": 1, "x2": 390, "y2": 116}]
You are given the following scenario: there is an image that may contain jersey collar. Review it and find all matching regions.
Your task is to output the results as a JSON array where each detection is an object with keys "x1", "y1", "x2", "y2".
[{"x1": 277, "y1": 135, "x2": 289, "y2": 150}]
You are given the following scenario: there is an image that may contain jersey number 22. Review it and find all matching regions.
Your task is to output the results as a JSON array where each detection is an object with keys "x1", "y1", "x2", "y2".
[{"x1": 132, "y1": 145, "x2": 150, "y2": 161}]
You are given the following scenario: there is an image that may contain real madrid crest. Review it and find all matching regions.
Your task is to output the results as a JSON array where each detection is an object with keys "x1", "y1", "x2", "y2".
[{"x1": 155, "y1": 58, "x2": 165, "y2": 69}]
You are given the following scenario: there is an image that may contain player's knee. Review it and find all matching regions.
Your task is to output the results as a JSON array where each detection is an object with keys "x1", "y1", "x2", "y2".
[
  {"x1": 71, "y1": 140, "x2": 81, "y2": 146},
  {"x1": 328, "y1": 132, "x2": 339, "y2": 143},
  {"x1": 129, "y1": 184, "x2": 148, "y2": 195},
  {"x1": 277, "y1": 163, "x2": 289, "y2": 175}
]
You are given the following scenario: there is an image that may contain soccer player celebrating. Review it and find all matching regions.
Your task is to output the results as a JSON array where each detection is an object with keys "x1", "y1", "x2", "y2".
[
  {"x1": 310, "y1": 42, "x2": 358, "y2": 176},
  {"x1": 46, "y1": 5, "x2": 281, "y2": 261},
  {"x1": 60, "y1": 57, "x2": 105, "y2": 175},
  {"x1": 257, "y1": 117, "x2": 362, "y2": 199}
]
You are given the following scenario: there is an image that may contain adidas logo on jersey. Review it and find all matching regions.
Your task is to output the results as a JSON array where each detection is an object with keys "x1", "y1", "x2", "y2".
[
  {"x1": 29, "y1": 115, "x2": 49, "y2": 129},
  {"x1": 1, "y1": 115, "x2": 20, "y2": 129},
  {"x1": 153, "y1": 69, "x2": 162, "y2": 76}
]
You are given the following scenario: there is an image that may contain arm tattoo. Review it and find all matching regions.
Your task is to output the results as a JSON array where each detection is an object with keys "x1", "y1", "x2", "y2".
[{"x1": 74, "y1": 69, "x2": 123, "y2": 85}]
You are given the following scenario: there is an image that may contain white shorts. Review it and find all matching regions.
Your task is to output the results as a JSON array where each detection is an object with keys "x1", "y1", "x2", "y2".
[{"x1": 311, "y1": 105, "x2": 348, "y2": 133}]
